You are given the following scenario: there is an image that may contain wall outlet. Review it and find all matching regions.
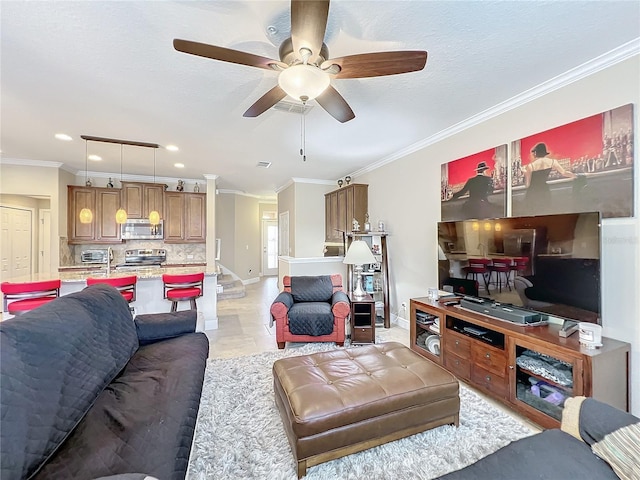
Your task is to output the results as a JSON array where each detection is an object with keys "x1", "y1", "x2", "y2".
[{"x1": 401, "y1": 302, "x2": 407, "y2": 309}]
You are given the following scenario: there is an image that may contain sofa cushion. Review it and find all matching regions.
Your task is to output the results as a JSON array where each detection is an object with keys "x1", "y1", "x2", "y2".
[
  {"x1": 436, "y1": 429, "x2": 619, "y2": 479},
  {"x1": 290, "y1": 275, "x2": 333, "y2": 302},
  {"x1": 1, "y1": 284, "x2": 138, "y2": 480},
  {"x1": 33, "y1": 332, "x2": 209, "y2": 480}
]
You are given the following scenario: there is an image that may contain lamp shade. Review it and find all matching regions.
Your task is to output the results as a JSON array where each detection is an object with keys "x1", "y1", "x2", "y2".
[
  {"x1": 343, "y1": 240, "x2": 376, "y2": 265},
  {"x1": 278, "y1": 64, "x2": 330, "y2": 101}
]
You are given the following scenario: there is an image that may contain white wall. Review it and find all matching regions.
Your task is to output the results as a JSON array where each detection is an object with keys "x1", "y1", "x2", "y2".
[
  {"x1": 294, "y1": 182, "x2": 334, "y2": 257},
  {"x1": 0, "y1": 163, "x2": 68, "y2": 273},
  {"x1": 358, "y1": 55, "x2": 640, "y2": 414}
]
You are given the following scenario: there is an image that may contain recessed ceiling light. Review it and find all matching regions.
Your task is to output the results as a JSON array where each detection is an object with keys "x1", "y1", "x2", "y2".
[
  {"x1": 55, "y1": 133, "x2": 73, "y2": 141},
  {"x1": 166, "y1": 145, "x2": 179, "y2": 152},
  {"x1": 174, "y1": 163, "x2": 185, "y2": 168},
  {"x1": 88, "y1": 154, "x2": 102, "y2": 161}
]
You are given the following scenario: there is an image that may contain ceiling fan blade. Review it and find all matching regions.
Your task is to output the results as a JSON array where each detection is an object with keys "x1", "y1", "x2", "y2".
[
  {"x1": 315, "y1": 86, "x2": 355, "y2": 123},
  {"x1": 243, "y1": 85, "x2": 287, "y2": 118},
  {"x1": 291, "y1": 0, "x2": 330, "y2": 64},
  {"x1": 322, "y1": 51, "x2": 428, "y2": 79},
  {"x1": 173, "y1": 39, "x2": 286, "y2": 71}
]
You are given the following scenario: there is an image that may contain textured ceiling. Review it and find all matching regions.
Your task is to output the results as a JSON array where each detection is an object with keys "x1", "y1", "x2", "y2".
[{"x1": 1, "y1": 1, "x2": 639, "y2": 198}]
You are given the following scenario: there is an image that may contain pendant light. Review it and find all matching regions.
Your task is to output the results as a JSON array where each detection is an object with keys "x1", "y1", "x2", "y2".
[
  {"x1": 148, "y1": 148, "x2": 160, "y2": 225},
  {"x1": 79, "y1": 139, "x2": 93, "y2": 224},
  {"x1": 115, "y1": 143, "x2": 128, "y2": 224}
]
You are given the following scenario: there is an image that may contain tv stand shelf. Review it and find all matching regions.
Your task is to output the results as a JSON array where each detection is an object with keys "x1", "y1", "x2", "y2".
[{"x1": 410, "y1": 297, "x2": 630, "y2": 429}]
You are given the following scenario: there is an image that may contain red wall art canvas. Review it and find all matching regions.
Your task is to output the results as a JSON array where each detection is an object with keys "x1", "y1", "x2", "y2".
[
  {"x1": 441, "y1": 145, "x2": 507, "y2": 221},
  {"x1": 511, "y1": 104, "x2": 634, "y2": 218}
]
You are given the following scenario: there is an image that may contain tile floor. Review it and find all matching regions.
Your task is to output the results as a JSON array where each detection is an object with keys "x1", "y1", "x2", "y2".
[{"x1": 207, "y1": 275, "x2": 540, "y2": 432}]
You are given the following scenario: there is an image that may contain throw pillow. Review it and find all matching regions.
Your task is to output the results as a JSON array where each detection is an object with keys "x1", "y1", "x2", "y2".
[{"x1": 591, "y1": 422, "x2": 640, "y2": 480}]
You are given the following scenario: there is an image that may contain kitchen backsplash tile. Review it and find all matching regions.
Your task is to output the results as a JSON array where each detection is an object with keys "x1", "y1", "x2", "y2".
[{"x1": 64, "y1": 241, "x2": 206, "y2": 265}]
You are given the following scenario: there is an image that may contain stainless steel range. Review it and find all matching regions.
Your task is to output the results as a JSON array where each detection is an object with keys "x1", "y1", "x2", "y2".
[{"x1": 116, "y1": 249, "x2": 167, "y2": 269}]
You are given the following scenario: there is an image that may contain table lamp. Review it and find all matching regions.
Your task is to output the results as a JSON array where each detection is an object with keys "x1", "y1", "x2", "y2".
[{"x1": 343, "y1": 240, "x2": 376, "y2": 298}]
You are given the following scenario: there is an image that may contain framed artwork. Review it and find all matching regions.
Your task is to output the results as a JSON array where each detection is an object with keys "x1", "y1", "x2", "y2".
[
  {"x1": 441, "y1": 145, "x2": 507, "y2": 221},
  {"x1": 511, "y1": 104, "x2": 634, "y2": 218}
]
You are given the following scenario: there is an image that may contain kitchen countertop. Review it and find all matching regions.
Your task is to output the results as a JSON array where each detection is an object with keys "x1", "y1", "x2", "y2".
[{"x1": 8, "y1": 266, "x2": 218, "y2": 284}]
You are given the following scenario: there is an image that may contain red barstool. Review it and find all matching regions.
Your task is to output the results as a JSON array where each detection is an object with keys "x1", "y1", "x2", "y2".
[
  {"x1": 463, "y1": 258, "x2": 491, "y2": 292},
  {"x1": 488, "y1": 258, "x2": 513, "y2": 293},
  {"x1": 1, "y1": 279, "x2": 61, "y2": 315},
  {"x1": 510, "y1": 256, "x2": 529, "y2": 281},
  {"x1": 86, "y1": 275, "x2": 137, "y2": 303},
  {"x1": 162, "y1": 272, "x2": 204, "y2": 312}
]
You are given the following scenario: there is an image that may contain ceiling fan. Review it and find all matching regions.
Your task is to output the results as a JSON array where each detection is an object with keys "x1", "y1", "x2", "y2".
[{"x1": 173, "y1": 0, "x2": 427, "y2": 123}]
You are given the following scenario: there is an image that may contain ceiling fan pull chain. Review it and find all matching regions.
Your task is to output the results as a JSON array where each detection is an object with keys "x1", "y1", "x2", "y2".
[{"x1": 300, "y1": 96, "x2": 308, "y2": 161}]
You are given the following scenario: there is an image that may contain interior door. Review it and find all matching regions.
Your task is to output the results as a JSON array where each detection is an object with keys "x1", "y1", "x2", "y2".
[
  {"x1": 262, "y1": 219, "x2": 278, "y2": 276},
  {"x1": 0, "y1": 206, "x2": 33, "y2": 281}
]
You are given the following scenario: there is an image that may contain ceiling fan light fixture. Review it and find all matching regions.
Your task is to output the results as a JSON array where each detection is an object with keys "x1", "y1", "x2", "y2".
[{"x1": 278, "y1": 64, "x2": 329, "y2": 101}]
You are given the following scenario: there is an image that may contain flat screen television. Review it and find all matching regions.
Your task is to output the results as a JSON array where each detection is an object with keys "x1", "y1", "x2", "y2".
[{"x1": 437, "y1": 211, "x2": 601, "y2": 325}]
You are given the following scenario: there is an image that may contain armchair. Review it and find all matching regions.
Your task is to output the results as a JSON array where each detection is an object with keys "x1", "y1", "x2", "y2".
[{"x1": 270, "y1": 274, "x2": 350, "y2": 349}]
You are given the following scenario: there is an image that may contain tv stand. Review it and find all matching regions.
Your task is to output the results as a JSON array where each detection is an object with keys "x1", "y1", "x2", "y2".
[
  {"x1": 558, "y1": 319, "x2": 579, "y2": 338},
  {"x1": 410, "y1": 297, "x2": 630, "y2": 429}
]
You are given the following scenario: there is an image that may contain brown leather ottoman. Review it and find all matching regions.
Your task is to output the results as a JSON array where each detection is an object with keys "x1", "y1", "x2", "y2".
[{"x1": 273, "y1": 342, "x2": 460, "y2": 478}]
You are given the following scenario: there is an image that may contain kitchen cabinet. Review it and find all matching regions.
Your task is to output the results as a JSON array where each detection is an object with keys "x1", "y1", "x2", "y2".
[
  {"x1": 122, "y1": 181, "x2": 164, "y2": 219},
  {"x1": 67, "y1": 186, "x2": 122, "y2": 244},
  {"x1": 164, "y1": 192, "x2": 206, "y2": 243},
  {"x1": 324, "y1": 184, "x2": 367, "y2": 243}
]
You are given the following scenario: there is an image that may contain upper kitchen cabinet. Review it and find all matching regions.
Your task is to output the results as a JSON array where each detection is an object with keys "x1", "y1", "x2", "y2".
[
  {"x1": 122, "y1": 181, "x2": 164, "y2": 219},
  {"x1": 67, "y1": 186, "x2": 122, "y2": 244},
  {"x1": 164, "y1": 192, "x2": 206, "y2": 243},
  {"x1": 324, "y1": 184, "x2": 368, "y2": 243}
]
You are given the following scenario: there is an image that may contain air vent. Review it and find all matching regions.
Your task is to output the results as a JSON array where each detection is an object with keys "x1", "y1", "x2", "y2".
[
  {"x1": 257, "y1": 161, "x2": 272, "y2": 168},
  {"x1": 272, "y1": 99, "x2": 313, "y2": 115}
]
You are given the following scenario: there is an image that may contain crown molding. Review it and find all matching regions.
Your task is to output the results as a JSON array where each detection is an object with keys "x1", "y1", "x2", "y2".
[
  {"x1": 349, "y1": 38, "x2": 640, "y2": 179},
  {"x1": 216, "y1": 188, "x2": 275, "y2": 200},
  {"x1": 203, "y1": 174, "x2": 219, "y2": 180},
  {"x1": 275, "y1": 177, "x2": 335, "y2": 194},
  {"x1": 0, "y1": 158, "x2": 63, "y2": 168}
]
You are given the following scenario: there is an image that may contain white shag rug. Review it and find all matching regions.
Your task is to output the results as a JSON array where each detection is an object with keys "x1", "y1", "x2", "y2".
[{"x1": 187, "y1": 343, "x2": 536, "y2": 480}]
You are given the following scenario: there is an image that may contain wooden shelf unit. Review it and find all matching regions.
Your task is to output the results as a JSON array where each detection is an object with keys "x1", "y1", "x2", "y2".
[
  {"x1": 410, "y1": 297, "x2": 630, "y2": 429},
  {"x1": 346, "y1": 232, "x2": 390, "y2": 328}
]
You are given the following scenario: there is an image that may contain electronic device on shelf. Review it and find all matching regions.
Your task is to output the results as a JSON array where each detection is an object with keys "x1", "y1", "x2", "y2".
[
  {"x1": 459, "y1": 296, "x2": 545, "y2": 325},
  {"x1": 437, "y1": 211, "x2": 602, "y2": 326}
]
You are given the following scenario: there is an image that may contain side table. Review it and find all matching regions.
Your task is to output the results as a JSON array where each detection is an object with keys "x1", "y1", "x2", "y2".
[{"x1": 349, "y1": 292, "x2": 375, "y2": 344}]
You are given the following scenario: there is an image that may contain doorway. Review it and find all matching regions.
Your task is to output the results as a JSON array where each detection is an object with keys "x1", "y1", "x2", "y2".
[
  {"x1": 262, "y1": 219, "x2": 278, "y2": 276},
  {"x1": 1, "y1": 206, "x2": 33, "y2": 281}
]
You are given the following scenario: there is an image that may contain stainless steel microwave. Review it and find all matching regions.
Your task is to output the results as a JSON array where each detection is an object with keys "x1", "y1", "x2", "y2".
[{"x1": 121, "y1": 219, "x2": 164, "y2": 240}]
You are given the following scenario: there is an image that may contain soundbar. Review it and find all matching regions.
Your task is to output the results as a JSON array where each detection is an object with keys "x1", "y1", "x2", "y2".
[{"x1": 459, "y1": 297, "x2": 544, "y2": 325}]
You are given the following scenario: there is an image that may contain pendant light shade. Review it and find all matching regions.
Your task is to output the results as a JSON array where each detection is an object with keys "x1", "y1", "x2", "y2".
[
  {"x1": 79, "y1": 139, "x2": 93, "y2": 224},
  {"x1": 115, "y1": 208, "x2": 128, "y2": 224},
  {"x1": 79, "y1": 207, "x2": 93, "y2": 224},
  {"x1": 149, "y1": 149, "x2": 160, "y2": 225},
  {"x1": 116, "y1": 144, "x2": 127, "y2": 224}
]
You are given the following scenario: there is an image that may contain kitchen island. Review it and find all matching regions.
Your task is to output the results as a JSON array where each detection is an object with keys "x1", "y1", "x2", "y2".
[{"x1": 2, "y1": 266, "x2": 218, "y2": 330}]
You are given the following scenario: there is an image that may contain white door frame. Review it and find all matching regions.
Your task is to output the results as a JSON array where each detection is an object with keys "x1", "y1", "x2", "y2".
[{"x1": 262, "y1": 219, "x2": 278, "y2": 276}]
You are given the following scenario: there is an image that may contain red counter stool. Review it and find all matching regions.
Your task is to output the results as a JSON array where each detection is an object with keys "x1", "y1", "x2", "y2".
[
  {"x1": 487, "y1": 258, "x2": 513, "y2": 293},
  {"x1": 86, "y1": 275, "x2": 137, "y2": 303},
  {"x1": 162, "y1": 272, "x2": 204, "y2": 312},
  {"x1": 1, "y1": 279, "x2": 61, "y2": 315},
  {"x1": 463, "y1": 258, "x2": 491, "y2": 292},
  {"x1": 511, "y1": 256, "x2": 529, "y2": 281}
]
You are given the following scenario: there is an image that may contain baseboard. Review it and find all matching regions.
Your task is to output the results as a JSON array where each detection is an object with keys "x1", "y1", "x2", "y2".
[
  {"x1": 242, "y1": 277, "x2": 260, "y2": 285},
  {"x1": 391, "y1": 313, "x2": 409, "y2": 330}
]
